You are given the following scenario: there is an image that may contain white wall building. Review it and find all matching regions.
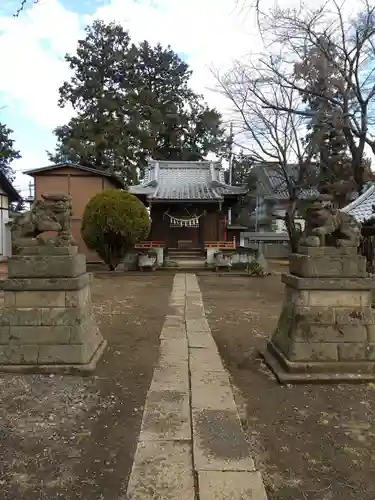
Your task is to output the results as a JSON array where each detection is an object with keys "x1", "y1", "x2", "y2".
[{"x1": 0, "y1": 172, "x2": 22, "y2": 261}]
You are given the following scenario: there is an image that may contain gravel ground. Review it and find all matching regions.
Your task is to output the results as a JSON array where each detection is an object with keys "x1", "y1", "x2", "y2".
[
  {"x1": 200, "y1": 272, "x2": 375, "y2": 500},
  {"x1": 0, "y1": 274, "x2": 173, "y2": 500}
]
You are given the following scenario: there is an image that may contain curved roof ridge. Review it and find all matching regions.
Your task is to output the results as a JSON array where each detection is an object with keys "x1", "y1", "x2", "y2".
[
  {"x1": 341, "y1": 183, "x2": 375, "y2": 222},
  {"x1": 341, "y1": 184, "x2": 375, "y2": 213}
]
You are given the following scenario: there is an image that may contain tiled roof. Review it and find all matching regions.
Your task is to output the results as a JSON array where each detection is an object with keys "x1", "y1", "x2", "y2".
[
  {"x1": 254, "y1": 162, "x2": 320, "y2": 200},
  {"x1": 341, "y1": 184, "x2": 375, "y2": 222},
  {"x1": 0, "y1": 171, "x2": 21, "y2": 202},
  {"x1": 24, "y1": 163, "x2": 126, "y2": 188},
  {"x1": 130, "y1": 160, "x2": 246, "y2": 201}
]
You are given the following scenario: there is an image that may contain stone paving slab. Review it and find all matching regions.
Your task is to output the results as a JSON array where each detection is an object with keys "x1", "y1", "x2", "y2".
[
  {"x1": 162, "y1": 315, "x2": 186, "y2": 329},
  {"x1": 198, "y1": 471, "x2": 268, "y2": 500},
  {"x1": 187, "y1": 331, "x2": 218, "y2": 349},
  {"x1": 160, "y1": 326, "x2": 186, "y2": 340},
  {"x1": 192, "y1": 408, "x2": 255, "y2": 472},
  {"x1": 126, "y1": 440, "x2": 195, "y2": 500},
  {"x1": 189, "y1": 346, "x2": 225, "y2": 372},
  {"x1": 150, "y1": 363, "x2": 189, "y2": 392},
  {"x1": 139, "y1": 390, "x2": 191, "y2": 441},
  {"x1": 186, "y1": 317, "x2": 211, "y2": 333},
  {"x1": 191, "y1": 370, "x2": 237, "y2": 411},
  {"x1": 159, "y1": 338, "x2": 188, "y2": 361},
  {"x1": 127, "y1": 273, "x2": 267, "y2": 500}
]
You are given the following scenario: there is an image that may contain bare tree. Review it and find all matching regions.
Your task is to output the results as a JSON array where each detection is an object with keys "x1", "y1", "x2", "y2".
[
  {"x1": 249, "y1": 0, "x2": 375, "y2": 193},
  {"x1": 215, "y1": 65, "x2": 317, "y2": 251},
  {"x1": 14, "y1": 0, "x2": 39, "y2": 17}
]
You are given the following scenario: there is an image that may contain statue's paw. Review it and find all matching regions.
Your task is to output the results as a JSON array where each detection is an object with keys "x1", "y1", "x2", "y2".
[
  {"x1": 336, "y1": 239, "x2": 358, "y2": 248},
  {"x1": 311, "y1": 227, "x2": 325, "y2": 236},
  {"x1": 35, "y1": 235, "x2": 47, "y2": 245},
  {"x1": 304, "y1": 235, "x2": 321, "y2": 247}
]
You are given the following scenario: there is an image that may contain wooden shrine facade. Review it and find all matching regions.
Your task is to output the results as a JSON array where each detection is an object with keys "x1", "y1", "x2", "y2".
[
  {"x1": 148, "y1": 203, "x2": 232, "y2": 249},
  {"x1": 130, "y1": 160, "x2": 247, "y2": 249}
]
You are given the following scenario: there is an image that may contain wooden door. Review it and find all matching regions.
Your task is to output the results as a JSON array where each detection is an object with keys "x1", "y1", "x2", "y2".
[{"x1": 169, "y1": 226, "x2": 199, "y2": 248}]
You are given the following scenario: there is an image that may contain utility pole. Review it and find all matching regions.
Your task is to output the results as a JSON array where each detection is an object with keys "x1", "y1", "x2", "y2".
[
  {"x1": 228, "y1": 122, "x2": 234, "y2": 226},
  {"x1": 228, "y1": 122, "x2": 233, "y2": 186},
  {"x1": 25, "y1": 181, "x2": 34, "y2": 209}
]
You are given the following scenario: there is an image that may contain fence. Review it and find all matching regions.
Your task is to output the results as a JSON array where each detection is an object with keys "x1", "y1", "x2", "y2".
[
  {"x1": 241, "y1": 232, "x2": 290, "y2": 259},
  {"x1": 204, "y1": 237, "x2": 236, "y2": 249},
  {"x1": 134, "y1": 241, "x2": 166, "y2": 249}
]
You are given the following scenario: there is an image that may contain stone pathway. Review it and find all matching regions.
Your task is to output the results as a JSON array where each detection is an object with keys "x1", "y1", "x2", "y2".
[{"x1": 126, "y1": 273, "x2": 268, "y2": 500}]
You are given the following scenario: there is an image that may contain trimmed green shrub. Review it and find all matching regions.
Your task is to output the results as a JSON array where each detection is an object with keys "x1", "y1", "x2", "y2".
[
  {"x1": 246, "y1": 260, "x2": 268, "y2": 277},
  {"x1": 82, "y1": 189, "x2": 150, "y2": 270}
]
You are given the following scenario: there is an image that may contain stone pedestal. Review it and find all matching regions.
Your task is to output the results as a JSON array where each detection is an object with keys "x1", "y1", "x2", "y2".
[
  {"x1": 0, "y1": 246, "x2": 106, "y2": 374},
  {"x1": 263, "y1": 246, "x2": 375, "y2": 382}
]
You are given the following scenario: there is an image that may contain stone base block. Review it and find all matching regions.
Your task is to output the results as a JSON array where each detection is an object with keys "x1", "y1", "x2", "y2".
[
  {"x1": 4, "y1": 274, "x2": 91, "y2": 291},
  {"x1": 18, "y1": 246, "x2": 78, "y2": 256},
  {"x1": 290, "y1": 252, "x2": 366, "y2": 278},
  {"x1": 267, "y1": 270, "x2": 375, "y2": 383},
  {"x1": 4, "y1": 281, "x2": 92, "y2": 309},
  {"x1": 0, "y1": 339, "x2": 107, "y2": 375},
  {"x1": 0, "y1": 245, "x2": 106, "y2": 374},
  {"x1": 298, "y1": 246, "x2": 358, "y2": 257},
  {"x1": 0, "y1": 278, "x2": 106, "y2": 373},
  {"x1": 262, "y1": 342, "x2": 375, "y2": 383},
  {"x1": 282, "y1": 274, "x2": 373, "y2": 308},
  {"x1": 8, "y1": 253, "x2": 86, "y2": 279}
]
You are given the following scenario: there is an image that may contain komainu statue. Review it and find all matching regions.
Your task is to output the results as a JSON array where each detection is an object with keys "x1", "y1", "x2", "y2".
[
  {"x1": 300, "y1": 195, "x2": 362, "y2": 248},
  {"x1": 12, "y1": 193, "x2": 76, "y2": 252}
]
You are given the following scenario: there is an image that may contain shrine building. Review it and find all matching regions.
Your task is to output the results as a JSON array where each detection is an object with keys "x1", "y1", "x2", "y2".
[{"x1": 130, "y1": 160, "x2": 247, "y2": 250}]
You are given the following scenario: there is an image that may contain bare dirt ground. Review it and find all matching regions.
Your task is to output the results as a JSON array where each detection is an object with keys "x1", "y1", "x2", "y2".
[
  {"x1": 0, "y1": 274, "x2": 173, "y2": 500},
  {"x1": 199, "y1": 270, "x2": 375, "y2": 500}
]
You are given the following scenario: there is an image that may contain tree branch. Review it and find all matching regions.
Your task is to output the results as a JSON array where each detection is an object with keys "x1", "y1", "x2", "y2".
[{"x1": 14, "y1": 0, "x2": 39, "y2": 17}]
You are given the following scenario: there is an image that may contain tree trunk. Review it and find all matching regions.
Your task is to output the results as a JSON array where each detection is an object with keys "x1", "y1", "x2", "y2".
[{"x1": 284, "y1": 201, "x2": 299, "y2": 253}]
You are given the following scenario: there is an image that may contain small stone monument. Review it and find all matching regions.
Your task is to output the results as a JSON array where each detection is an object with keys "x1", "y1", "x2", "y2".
[
  {"x1": 263, "y1": 195, "x2": 375, "y2": 382},
  {"x1": 0, "y1": 193, "x2": 106, "y2": 373}
]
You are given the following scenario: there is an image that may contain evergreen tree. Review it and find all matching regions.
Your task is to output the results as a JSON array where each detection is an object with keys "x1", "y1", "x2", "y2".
[
  {"x1": 228, "y1": 152, "x2": 257, "y2": 227},
  {"x1": 295, "y1": 41, "x2": 350, "y2": 200},
  {"x1": 295, "y1": 40, "x2": 373, "y2": 205},
  {"x1": 49, "y1": 21, "x2": 226, "y2": 184},
  {"x1": 0, "y1": 123, "x2": 20, "y2": 181},
  {"x1": 231, "y1": 151, "x2": 256, "y2": 188}
]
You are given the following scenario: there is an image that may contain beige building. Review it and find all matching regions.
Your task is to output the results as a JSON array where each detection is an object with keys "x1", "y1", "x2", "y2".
[{"x1": 24, "y1": 163, "x2": 125, "y2": 262}]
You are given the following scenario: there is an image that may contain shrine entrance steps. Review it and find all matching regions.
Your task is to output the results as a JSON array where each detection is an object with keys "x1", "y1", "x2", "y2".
[{"x1": 164, "y1": 248, "x2": 206, "y2": 270}]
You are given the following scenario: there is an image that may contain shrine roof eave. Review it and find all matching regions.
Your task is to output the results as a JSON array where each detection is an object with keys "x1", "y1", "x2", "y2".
[
  {"x1": 146, "y1": 197, "x2": 224, "y2": 203},
  {"x1": 341, "y1": 184, "x2": 375, "y2": 223}
]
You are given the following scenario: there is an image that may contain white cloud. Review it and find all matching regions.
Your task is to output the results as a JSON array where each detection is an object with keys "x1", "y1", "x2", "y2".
[
  {"x1": 0, "y1": 0, "x2": 311, "y2": 193},
  {"x1": 0, "y1": 0, "x2": 262, "y2": 131},
  {"x1": 0, "y1": 0, "x2": 81, "y2": 128}
]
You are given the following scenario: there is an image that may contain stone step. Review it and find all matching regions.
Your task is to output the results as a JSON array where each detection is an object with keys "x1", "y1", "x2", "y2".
[
  {"x1": 165, "y1": 259, "x2": 207, "y2": 269},
  {"x1": 168, "y1": 247, "x2": 202, "y2": 251},
  {"x1": 167, "y1": 251, "x2": 204, "y2": 258},
  {"x1": 167, "y1": 255, "x2": 205, "y2": 260}
]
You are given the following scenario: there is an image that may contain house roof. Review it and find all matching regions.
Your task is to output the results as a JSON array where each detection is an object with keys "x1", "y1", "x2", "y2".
[
  {"x1": 129, "y1": 160, "x2": 247, "y2": 201},
  {"x1": 253, "y1": 162, "x2": 319, "y2": 200},
  {"x1": 341, "y1": 184, "x2": 375, "y2": 223},
  {"x1": 0, "y1": 171, "x2": 21, "y2": 203},
  {"x1": 23, "y1": 163, "x2": 125, "y2": 188}
]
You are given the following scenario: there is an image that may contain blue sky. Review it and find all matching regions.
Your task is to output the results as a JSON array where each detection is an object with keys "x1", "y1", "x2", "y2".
[{"x1": 0, "y1": 0, "x2": 255, "y2": 198}]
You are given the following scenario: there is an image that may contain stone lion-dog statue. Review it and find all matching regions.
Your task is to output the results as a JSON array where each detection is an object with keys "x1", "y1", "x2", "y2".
[
  {"x1": 300, "y1": 195, "x2": 362, "y2": 248},
  {"x1": 11, "y1": 192, "x2": 76, "y2": 252}
]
